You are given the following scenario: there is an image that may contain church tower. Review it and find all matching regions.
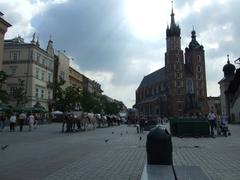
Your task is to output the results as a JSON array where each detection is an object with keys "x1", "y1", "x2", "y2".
[
  {"x1": 185, "y1": 30, "x2": 208, "y2": 113},
  {"x1": 165, "y1": 6, "x2": 185, "y2": 116}
]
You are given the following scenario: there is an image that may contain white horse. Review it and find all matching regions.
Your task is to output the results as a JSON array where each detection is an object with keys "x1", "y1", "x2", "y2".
[{"x1": 81, "y1": 112, "x2": 97, "y2": 130}]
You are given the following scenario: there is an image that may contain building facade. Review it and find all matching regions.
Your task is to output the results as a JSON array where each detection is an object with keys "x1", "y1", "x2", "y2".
[
  {"x1": 219, "y1": 57, "x2": 240, "y2": 123},
  {"x1": 69, "y1": 66, "x2": 84, "y2": 90},
  {"x1": 3, "y1": 35, "x2": 54, "y2": 110},
  {"x1": 0, "y1": 12, "x2": 11, "y2": 70},
  {"x1": 135, "y1": 8, "x2": 208, "y2": 118},
  {"x1": 69, "y1": 67, "x2": 103, "y2": 95}
]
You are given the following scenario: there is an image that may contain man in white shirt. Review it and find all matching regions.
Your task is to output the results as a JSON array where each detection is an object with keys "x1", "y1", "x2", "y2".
[
  {"x1": 28, "y1": 114, "x2": 35, "y2": 131},
  {"x1": 207, "y1": 111, "x2": 216, "y2": 137},
  {"x1": 10, "y1": 113, "x2": 16, "y2": 132}
]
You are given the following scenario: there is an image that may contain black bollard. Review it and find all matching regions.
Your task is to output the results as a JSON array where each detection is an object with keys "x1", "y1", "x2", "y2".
[{"x1": 146, "y1": 127, "x2": 173, "y2": 165}]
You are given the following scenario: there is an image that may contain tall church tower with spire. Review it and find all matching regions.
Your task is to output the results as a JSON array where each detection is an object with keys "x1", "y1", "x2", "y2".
[
  {"x1": 135, "y1": 4, "x2": 208, "y2": 118},
  {"x1": 165, "y1": 6, "x2": 186, "y2": 116}
]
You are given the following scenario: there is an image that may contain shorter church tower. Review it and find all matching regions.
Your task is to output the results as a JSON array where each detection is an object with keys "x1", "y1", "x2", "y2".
[{"x1": 185, "y1": 29, "x2": 208, "y2": 113}]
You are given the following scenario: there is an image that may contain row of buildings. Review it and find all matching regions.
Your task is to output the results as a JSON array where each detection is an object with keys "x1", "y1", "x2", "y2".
[
  {"x1": 134, "y1": 7, "x2": 240, "y2": 123},
  {"x1": 0, "y1": 12, "x2": 103, "y2": 111}
]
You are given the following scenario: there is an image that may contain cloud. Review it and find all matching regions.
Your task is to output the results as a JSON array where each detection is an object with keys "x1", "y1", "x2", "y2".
[{"x1": 2, "y1": 0, "x2": 240, "y2": 107}]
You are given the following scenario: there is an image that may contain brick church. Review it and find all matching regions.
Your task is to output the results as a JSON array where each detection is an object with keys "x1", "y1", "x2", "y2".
[{"x1": 135, "y1": 8, "x2": 209, "y2": 118}]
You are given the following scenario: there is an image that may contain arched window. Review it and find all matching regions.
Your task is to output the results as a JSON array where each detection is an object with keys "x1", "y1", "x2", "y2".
[
  {"x1": 197, "y1": 55, "x2": 201, "y2": 62},
  {"x1": 187, "y1": 79, "x2": 194, "y2": 94}
]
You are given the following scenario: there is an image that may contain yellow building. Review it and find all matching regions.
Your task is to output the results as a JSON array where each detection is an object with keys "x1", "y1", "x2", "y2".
[
  {"x1": 0, "y1": 12, "x2": 11, "y2": 70},
  {"x1": 69, "y1": 66, "x2": 83, "y2": 90},
  {"x1": 69, "y1": 66, "x2": 103, "y2": 95}
]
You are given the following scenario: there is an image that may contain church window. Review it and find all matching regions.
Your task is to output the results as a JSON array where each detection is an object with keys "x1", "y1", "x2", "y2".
[
  {"x1": 176, "y1": 64, "x2": 179, "y2": 70},
  {"x1": 197, "y1": 65, "x2": 201, "y2": 72},
  {"x1": 177, "y1": 73, "x2": 181, "y2": 79},
  {"x1": 176, "y1": 57, "x2": 179, "y2": 62},
  {"x1": 197, "y1": 55, "x2": 201, "y2": 62},
  {"x1": 177, "y1": 81, "x2": 181, "y2": 87},
  {"x1": 178, "y1": 103, "x2": 182, "y2": 110},
  {"x1": 198, "y1": 81, "x2": 202, "y2": 87},
  {"x1": 187, "y1": 79, "x2": 194, "y2": 93},
  {"x1": 196, "y1": 73, "x2": 201, "y2": 80},
  {"x1": 177, "y1": 89, "x2": 181, "y2": 95}
]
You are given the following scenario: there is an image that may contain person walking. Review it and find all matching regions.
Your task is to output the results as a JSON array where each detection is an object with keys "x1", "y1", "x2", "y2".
[
  {"x1": 0, "y1": 113, "x2": 6, "y2": 131},
  {"x1": 19, "y1": 112, "x2": 26, "y2": 132},
  {"x1": 10, "y1": 113, "x2": 17, "y2": 132},
  {"x1": 207, "y1": 111, "x2": 216, "y2": 137},
  {"x1": 28, "y1": 113, "x2": 35, "y2": 131},
  {"x1": 139, "y1": 114, "x2": 145, "y2": 133}
]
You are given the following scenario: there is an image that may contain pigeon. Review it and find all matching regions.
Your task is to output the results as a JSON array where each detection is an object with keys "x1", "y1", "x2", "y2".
[
  {"x1": 139, "y1": 136, "x2": 142, "y2": 140},
  {"x1": 104, "y1": 139, "x2": 110, "y2": 143},
  {"x1": 1, "y1": 145, "x2": 9, "y2": 150}
]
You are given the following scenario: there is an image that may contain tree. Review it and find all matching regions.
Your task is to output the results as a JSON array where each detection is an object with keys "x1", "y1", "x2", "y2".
[
  {"x1": 0, "y1": 71, "x2": 9, "y2": 103},
  {"x1": 63, "y1": 86, "x2": 82, "y2": 111},
  {"x1": 13, "y1": 79, "x2": 28, "y2": 107},
  {"x1": 53, "y1": 85, "x2": 82, "y2": 112},
  {"x1": 48, "y1": 78, "x2": 65, "y2": 111},
  {"x1": 99, "y1": 95, "x2": 122, "y2": 115}
]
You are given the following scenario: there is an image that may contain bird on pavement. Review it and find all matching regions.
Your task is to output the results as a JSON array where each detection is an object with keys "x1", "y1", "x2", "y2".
[
  {"x1": 139, "y1": 136, "x2": 142, "y2": 140},
  {"x1": 104, "y1": 139, "x2": 110, "y2": 143},
  {"x1": 1, "y1": 145, "x2": 9, "y2": 150}
]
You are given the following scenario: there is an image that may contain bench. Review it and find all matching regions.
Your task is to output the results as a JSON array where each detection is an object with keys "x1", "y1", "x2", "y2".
[{"x1": 141, "y1": 164, "x2": 210, "y2": 180}]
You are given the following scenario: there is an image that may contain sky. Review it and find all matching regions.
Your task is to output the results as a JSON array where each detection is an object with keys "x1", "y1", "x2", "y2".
[{"x1": 1, "y1": 0, "x2": 240, "y2": 108}]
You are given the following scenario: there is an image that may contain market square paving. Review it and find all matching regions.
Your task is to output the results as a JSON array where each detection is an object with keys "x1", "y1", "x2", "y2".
[{"x1": 0, "y1": 123, "x2": 240, "y2": 180}]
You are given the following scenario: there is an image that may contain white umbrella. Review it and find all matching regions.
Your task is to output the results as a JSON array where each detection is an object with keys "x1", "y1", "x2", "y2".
[{"x1": 51, "y1": 111, "x2": 63, "y2": 115}]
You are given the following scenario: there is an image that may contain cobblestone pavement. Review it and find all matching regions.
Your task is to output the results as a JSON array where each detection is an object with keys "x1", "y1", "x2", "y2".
[{"x1": 0, "y1": 123, "x2": 240, "y2": 180}]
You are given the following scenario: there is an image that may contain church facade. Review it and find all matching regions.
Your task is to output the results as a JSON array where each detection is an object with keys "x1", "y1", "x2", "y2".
[{"x1": 135, "y1": 8, "x2": 208, "y2": 118}]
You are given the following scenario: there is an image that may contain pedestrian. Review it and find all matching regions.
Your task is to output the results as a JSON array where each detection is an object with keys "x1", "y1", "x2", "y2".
[
  {"x1": 207, "y1": 111, "x2": 216, "y2": 137},
  {"x1": 28, "y1": 113, "x2": 35, "y2": 131},
  {"x1": 139, "y1": 114, "x2": 145, "y2": 133},
  {"x1": 34, "y1": 114, "x2": 38, "y2": 129},
  {"x1": 19, "y1": 112, "x2": 26, "y2": 132},
  {"x1": 163, "y1": 116, "x2": 168, "y2": 123},
  {"x1": 10, "y1": 113, "x2": 17, "y2": 132},
  {"x1": 0, "y1": 113, "x2": 6, "y2": 131}
]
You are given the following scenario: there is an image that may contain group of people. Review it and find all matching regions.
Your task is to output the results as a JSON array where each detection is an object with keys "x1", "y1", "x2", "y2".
[
  {"x1": 207, "y1": 111, "x2": 229, "y2": 137},
  {"x1": 0, "y1": 112, "x2": 37, "y2": 132},
  {"x1": 137, "y1": 114, "x2": 169, "y2": 134}
]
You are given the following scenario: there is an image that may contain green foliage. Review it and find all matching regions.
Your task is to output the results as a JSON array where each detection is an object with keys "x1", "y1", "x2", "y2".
[
  {"x1": 13, "y1": 79, "x2": 28, "y2": 107},
  {"x1": 53, "y1": 86, "x2": 82, "y2": 112},
  {"x1": 80, "y1": 92, "x2": 99, "y2": 113},
  {"x1": 0, "y1": 71, "x2": 9, "y2": 103},
  {"x1": 52, "y1": 78, "x2": 124, "y2": 114}
]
